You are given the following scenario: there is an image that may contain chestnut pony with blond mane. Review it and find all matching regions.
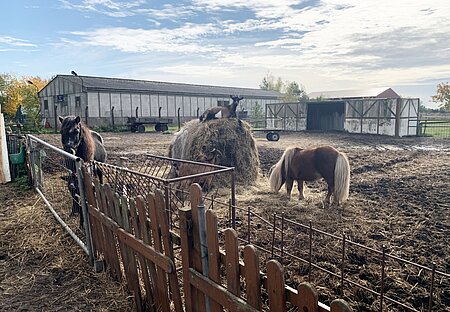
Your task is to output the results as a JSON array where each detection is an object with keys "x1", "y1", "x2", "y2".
[{"x1": 269, "y1": 146, "x2": 350, "y2": 205}]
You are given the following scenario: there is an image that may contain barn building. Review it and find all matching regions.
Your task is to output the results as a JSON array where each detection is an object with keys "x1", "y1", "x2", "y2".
[
  {"x1": 38, "y1": 74, "x2": 281, "y2": 129},
  {"x1": 266, "y1": 88, "x2": 420, "y2": 137}
]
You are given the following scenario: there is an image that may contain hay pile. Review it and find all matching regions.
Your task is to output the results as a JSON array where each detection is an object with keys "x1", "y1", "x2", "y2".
[{"x1": 169, "y1": 118, "x2": 260, "y2": 184}]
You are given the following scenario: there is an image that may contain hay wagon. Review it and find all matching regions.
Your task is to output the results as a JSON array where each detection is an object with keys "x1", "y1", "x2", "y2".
[{"x1": 127, "y1": 116, "x2": 173, "y2": 133}]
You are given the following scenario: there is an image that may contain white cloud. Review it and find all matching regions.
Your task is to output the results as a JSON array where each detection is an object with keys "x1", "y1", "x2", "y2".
[
  {"x1": 0, "y1": 36, "x2": 36, "y2": 47},
  {"x1": 59, "y1": 0, "x2": 145, "y2": 17},
  {"x1": 71, "y1": 24, "x2": 221, "y2": 53}
]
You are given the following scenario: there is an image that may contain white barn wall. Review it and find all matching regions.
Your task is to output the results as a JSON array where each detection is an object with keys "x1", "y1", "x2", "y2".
[{"x1": 141, "y1": 94, "x2": 150, "y2": 117}]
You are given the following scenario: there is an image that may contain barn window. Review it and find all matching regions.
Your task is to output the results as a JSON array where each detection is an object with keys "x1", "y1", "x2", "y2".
[
  {"x1": 218, "y1": 100, "x2": 230, "y2": 106},
  {"x1": 44, "y1": 100, "x2": 48, "y2": 110},
  {"x1": 75, "y1": 96, "x2": 81, "y2": 107}
]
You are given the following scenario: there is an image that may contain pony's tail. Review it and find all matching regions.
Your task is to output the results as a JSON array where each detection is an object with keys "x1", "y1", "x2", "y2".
[
  {"x1": 333, "y1": 152, "x2": 350, "y2": 204},
  {"x1": 269, "y1": 147, "x2": 295, "y2": 193}
]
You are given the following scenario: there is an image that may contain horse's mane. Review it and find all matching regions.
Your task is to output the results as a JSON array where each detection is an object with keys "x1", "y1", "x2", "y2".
[{"x1": 80, "y1": 122, "x2": 95, "y2": 161}]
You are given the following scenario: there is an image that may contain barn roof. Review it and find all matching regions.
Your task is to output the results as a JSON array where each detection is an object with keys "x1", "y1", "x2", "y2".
[
  {"x1": 308, "y1": 87, "x2": 401, "y2": 100},
  {"x1": 54, "y1": 75, "x2": 281, "y2": 98}
]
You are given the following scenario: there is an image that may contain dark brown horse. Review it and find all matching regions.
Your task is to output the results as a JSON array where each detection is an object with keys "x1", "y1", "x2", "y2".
[
  {"x1": 199, "y1": 95, "x2": 244, "y2": 121},
  {"x1": 269, "y1": 146, "x2": 350, "y2": 205},
  {"x1": 59, "y1": 115, "x2": 106, "y2": 162},
  {"x1": 59, "y1": 115, "x2": 107, "y2": 224}
]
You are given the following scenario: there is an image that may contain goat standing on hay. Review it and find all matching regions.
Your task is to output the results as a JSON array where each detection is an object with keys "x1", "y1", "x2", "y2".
[
  {"x1": 199, "y1": 95, "x2": 244, "y2": 121},
  {"x1": 269, "y1": 145, "x2": 350, "y2": 205},
  {"x1": 175, "y1": 148, "x2": 222, "y2": 191}
]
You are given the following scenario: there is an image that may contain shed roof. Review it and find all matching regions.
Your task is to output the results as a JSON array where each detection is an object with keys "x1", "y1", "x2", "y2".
[
  {"x1": 308, "y1": 87, "x2": 401, "y2": 99},
  {"x1": 53, "y1": 75, "x2": 281, "y2": 98}
]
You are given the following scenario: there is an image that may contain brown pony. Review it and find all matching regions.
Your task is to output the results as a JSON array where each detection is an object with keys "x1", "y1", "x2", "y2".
[{"x1": 269, "y1": 146, "x2": 350, "y2": 205}]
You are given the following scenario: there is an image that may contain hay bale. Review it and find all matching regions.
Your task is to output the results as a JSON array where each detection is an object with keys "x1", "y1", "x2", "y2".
[{"x1": 168, "y1": 118, "x2": 259, "y2": 184}]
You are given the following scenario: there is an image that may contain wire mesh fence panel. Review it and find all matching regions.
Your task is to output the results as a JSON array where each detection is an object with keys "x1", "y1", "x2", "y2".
[{"x1": 93, "y1": 154, "x2": 235, "y2": 231}]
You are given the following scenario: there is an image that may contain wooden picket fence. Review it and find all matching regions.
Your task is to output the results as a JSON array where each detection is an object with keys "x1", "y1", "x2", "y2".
[{"x1": 83, "y1": 168, "x2": 352, "y2": 312}]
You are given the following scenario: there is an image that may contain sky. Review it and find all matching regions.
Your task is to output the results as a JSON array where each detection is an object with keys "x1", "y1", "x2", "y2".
[{"x1": 1, "y1": 1, "x2": 449, "y2": 108}]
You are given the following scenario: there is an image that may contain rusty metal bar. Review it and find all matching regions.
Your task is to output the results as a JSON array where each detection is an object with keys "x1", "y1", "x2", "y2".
[
  {"x1": 247, "y1": 206, "x2": 251, "y2": 244},
  {"x1": 380, "y1": 245, "x2": 386, "y2": 312},
  {"x1": 341, "y1": 233, "x2": 346, "y2": 297},
  {"x1": 309, "y1": 220, "x2": 312, "y2": 283},
  {"x1": 271, "y1": 213, "x2": 276, "y2": 258},
  {"x1": 428, "y1": 263, "x2": 436, "y2": 312},
  {"x1": 281, "y1": 212, "x2": 285, "y2": 263}
]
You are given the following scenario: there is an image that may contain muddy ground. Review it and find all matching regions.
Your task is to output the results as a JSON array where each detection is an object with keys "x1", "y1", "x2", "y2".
[{"x1": 3, "y1": 130, "x2": 450, "y2": 311}]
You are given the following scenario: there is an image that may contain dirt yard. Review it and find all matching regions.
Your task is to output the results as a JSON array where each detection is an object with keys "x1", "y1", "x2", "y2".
[{"x1": 2, "y1": 129, "x2": 449, "y2": 311}]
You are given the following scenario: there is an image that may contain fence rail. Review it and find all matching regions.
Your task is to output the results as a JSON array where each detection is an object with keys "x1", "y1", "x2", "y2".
[
  {"x1": 418, "y1": 120, "x2": 450, "y2": 137},
  {"x1": 26, "y1": 134, "x2": 94, "y2": 264}
]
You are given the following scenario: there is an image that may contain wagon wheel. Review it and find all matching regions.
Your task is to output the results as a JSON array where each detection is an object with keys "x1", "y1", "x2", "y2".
[
  {"x1": 270, "y1": 132, "x2": 280, "y2": 141},
  {"x1": 266, "y1": 132, "x2": 280, "y2": 141},
  {"x1": 160, "y1": 124, "x2": 168, "y2": 132},
  {"x1": 137, "y1": 124, "x2": 146, "y2": 133},
  {"x1": 155, "y1": 123, "x2": 162, "y2": 132}
]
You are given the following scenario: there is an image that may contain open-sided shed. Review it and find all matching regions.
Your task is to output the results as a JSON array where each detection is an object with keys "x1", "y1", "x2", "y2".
[{"x1": 266, "y1": 88, "x2": 419, "y2": 137}]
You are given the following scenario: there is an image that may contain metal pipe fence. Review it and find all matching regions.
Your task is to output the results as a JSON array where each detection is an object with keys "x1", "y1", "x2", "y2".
[{"x1": 26, "y1": 134, "x2": 94, "y2": 264}]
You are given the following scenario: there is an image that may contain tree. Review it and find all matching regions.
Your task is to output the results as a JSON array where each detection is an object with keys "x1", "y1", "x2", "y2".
[
  {"x1": 259, "y1": 74, "x2": 308, "y2": 103},
  {"x1": 0, "y1": 73, "x2": 22, "y2": 116},
  {"x1": 259, "y1": 73, "x2": 284, "y2": 92},
  {"x1": 431, "y1": 82, "x2": 450, "y2": 111},
  {"x1": 282, "y1": 81, "x2": 308, "y2": 103},
  {"x1": 0, "y1": 73, "x2": 48, "y2": 128}
]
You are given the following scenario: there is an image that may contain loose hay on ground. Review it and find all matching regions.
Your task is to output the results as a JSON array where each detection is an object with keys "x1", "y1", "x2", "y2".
[{"x1": 0, "y1": 183, "x2": 134, "y2": 311}]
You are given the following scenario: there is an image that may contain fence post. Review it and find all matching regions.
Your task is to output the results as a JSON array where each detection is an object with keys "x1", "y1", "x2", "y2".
[
  {"x1": 330, "y1": 299, "x2": 353, "y2": 312},
  {"x1": 180, "y1": 207, "x2": 193, "y2": 312},
  {"x1": 190, "y1": 183, "x2": 207, "y2": 312},
  {"x1": 380, "y1": 245, "x2": 386, "y2": 312},
  {"x1": 197, "y1": 203, "x2": 211, "y2": 312},
  {"x1": 267, "y1": 260, "x2": 287, "y2": 311},
  {"x1": 428, "y1": 262, "x2": 436, "y2": 312},
  {"x1": 308, "y1": 220, "x2": 312, "y2": 283},
  {"x1": 297, "y1": 283, "x2": 318, "y2": 312},
  {"x1": 75, "y1": 159, "x2": 95, "y2": 267},
  {"x1": 341, "y1": 233, "x2": 346, "y2": 297},
  {"x1": 111, "y1": 106, "x2": 115, "y2": 130}
]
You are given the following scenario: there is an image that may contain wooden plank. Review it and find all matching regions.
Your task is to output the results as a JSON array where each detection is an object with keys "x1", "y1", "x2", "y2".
[
  {"x1": 0, "y1": 113, "x2": 11, "y2": 184},
  {"x1": 136, "y1": 196, "x2": 160, "y2": 310},
  {"x1": 148, "y1": 192, "x2": 171, "y2": 312},
  {"x1": 190, "y1": 183, "x2": 206, "y2": 312},
  {"x1": 154, "y1": 190, "x2": 183, "y2": 312},
  {"x1": 179, "y1": 207, "x2": 193, "y2": 312},
  {"x1": 130, "y1": 198, "x2": 155, "y2": 311},
  {"x1": 188, "y1": 268, "x2": 259, "y2": 312},
  {"x1": 101, "y1": 184, "x2": 122, "y2": 281},
  {"x1": 330, "y1": 299, "x2": 353, "y2": 312},
  {"x1": 82, "y1": 171, "x2": 102, "y2": 257},
  {"x1": 297, "y1": 283, "x2": 318, "y2": 312},
  {"x1": 224, "y1": 228, "x2": 240, "y2": 297},
  {"x1": 89, "y1": 204, "x2": 175, "y2": 272},
  {"x1": 206, "y1": 210, "x2": 223, "y2": 312},
  {"x1": 119, "y1": 195, "x2": 143, "y2": 312},
  {"x1": 136, "y1": 197, "x2": 158, "y2": 311},
  {"x1": 243, "y1": 245, "x2": 261, "y2": 310},
  {"x1": 267, "y1": 260, "x2": 286, "y2": 312}
]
